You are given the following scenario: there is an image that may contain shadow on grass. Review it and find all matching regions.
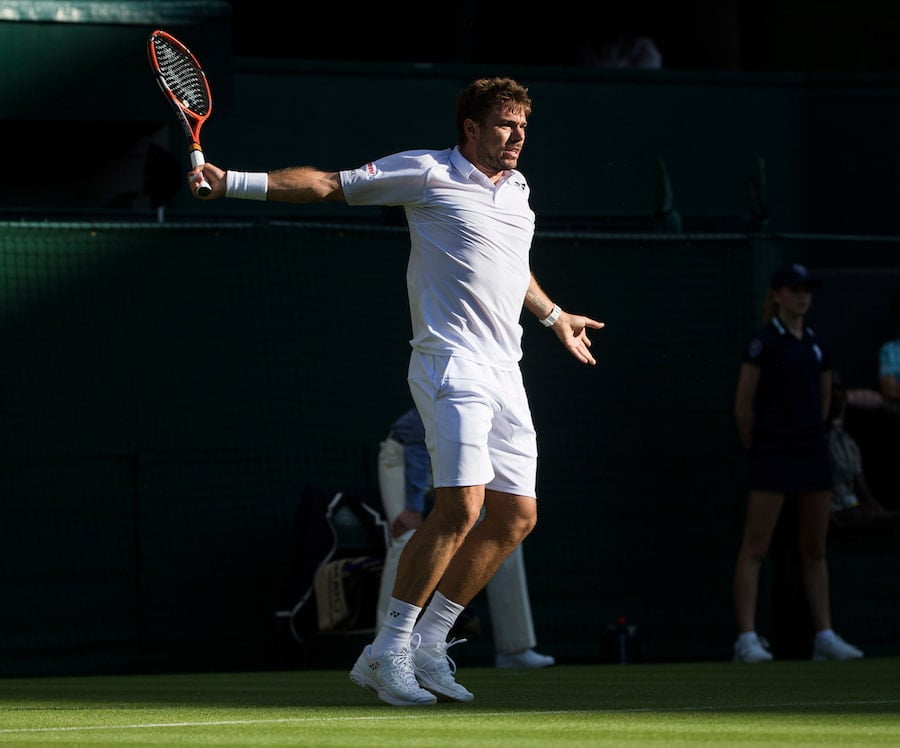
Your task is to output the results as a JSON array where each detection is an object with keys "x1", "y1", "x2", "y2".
[{"x1": 1, "y1": 659, "x2": 899, "y2": 715}]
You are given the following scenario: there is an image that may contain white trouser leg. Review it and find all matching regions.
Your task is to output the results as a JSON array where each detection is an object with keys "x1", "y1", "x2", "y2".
[
  {"x1": 486, "y1": 544, "x2": 537, "y2": 654},
  {"x1": 376, "y1": 437, "x2": 407, "y2": 623},
  {"x1": 377, "y1": 529, "x2": 413, "y2": 624}
]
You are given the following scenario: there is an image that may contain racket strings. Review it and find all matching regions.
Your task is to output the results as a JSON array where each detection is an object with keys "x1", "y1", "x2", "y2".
[{"x1": 153, "y1": 39, "x2": 210, "y2": 116}]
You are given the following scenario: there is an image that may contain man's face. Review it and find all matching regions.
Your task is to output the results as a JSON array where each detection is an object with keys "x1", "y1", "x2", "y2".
[{"x1": 467, "y1": 104, "x2": 528, "y2": 177}]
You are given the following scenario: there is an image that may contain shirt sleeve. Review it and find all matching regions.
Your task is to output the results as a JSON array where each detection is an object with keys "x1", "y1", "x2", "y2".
[
  {"x1": 340, "y1": 150, "x2": 438, "y2": 207},
  {"x1": 743, "y1": 334, "x2": 765, "y2": 365}
]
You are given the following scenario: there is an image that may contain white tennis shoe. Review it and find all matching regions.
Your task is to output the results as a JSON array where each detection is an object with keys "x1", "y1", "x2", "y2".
[
  {"x1": 495, "y1": 648, "x2": 556, "y2": 668},
  {"x1": 812, "y1": 632, "x2": 864, "y2": 661},
  {"x1": 413, "y1": 637, "x2": 474, "y2": 702},
  {"x1": 733, "y1": 633, "x2": 774, "y2": 663},
  {"x1": 349, "y1": 637, "x2": 437, "y2": 706}
]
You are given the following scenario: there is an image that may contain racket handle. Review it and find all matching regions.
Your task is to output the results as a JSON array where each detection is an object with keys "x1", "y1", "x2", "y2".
[{"x1": 189, "y1": 145, "x2": 212, "y2": 197}]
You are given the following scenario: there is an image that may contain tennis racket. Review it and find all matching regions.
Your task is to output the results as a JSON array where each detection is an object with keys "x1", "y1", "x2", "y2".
[{"x1": 147, "y1": 30, "x2": 213, "y2": 196}]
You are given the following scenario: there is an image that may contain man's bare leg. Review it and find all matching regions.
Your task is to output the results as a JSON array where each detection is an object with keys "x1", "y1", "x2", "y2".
[
  {"x1": 372, "y1": 486, "x2": 536, "y2": 655},
  {"x1": 390, "y1": 485, "x2": 489, "y2": 606},
  {"x1": 412, "y1": 489, "x2": 536, "y2": 647},
  {"x1": 435, "y1": 488, "x2": 537, "y2": 606},
  {"x1": 404, "y1": 487, "x2": 536, "y2": 703}
]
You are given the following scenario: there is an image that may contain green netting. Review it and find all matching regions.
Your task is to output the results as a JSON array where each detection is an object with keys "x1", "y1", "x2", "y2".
[{"x1": 1, "y1": 221, "x2": 898, "y2": 675}]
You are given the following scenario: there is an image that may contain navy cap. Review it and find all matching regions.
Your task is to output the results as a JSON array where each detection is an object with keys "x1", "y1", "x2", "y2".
[{"x1": 769, "y1": 262, "x2": 821, "y2": 289}]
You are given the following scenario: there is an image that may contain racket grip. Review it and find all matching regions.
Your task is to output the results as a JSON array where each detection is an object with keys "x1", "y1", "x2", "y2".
[{"x1": 189, "y1": 146, "x2": 212, "y2": 197}]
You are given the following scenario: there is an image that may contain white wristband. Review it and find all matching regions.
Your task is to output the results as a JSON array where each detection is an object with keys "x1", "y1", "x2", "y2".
[
  {"x1": 540, "y1": 303, "x2": 562, "y2": 327},
  {"x1": 225, "y1": 171, "x2": 268, "y2": 201}
]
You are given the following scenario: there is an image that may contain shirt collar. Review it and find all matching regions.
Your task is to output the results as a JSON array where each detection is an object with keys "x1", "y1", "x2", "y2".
[
  {"x1": 450, "y1": 145, "x2": 513, "y2": 188},
  {"x1": 771, "y1": 317, "x2": 814, "y2": 339}
]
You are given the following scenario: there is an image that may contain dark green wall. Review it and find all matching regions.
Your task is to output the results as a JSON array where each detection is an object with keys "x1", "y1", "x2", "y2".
[
  {"x1": 2, "y1": 46, "x2": 900, "y2": 675},
  {"x1": 2, "y1": 220, "x2": 898, "y2": 677},
  {"x1": 165, "y1": 59, "x2": 900, "y2": 239}
]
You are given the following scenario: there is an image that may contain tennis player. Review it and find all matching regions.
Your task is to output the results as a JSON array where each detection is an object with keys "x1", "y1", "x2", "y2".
[{"x1": 189, "y1": 77, "x2": 603, "y2": 706}]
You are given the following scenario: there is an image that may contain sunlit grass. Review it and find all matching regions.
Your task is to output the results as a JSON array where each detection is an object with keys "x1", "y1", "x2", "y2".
[{"x1": 1, "y1": 659, "x2": 898, "y2": 745}]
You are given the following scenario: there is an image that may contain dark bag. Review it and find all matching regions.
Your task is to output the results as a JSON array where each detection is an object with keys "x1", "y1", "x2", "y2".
[{"x1": 276, "y1": 484, "x2": 388, "y2": 641}]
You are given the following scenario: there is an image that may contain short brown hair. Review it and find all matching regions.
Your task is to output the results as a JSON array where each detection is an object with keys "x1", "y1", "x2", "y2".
[{"x1": 455, "y1": 77, "x2": 532, "y2": 145}]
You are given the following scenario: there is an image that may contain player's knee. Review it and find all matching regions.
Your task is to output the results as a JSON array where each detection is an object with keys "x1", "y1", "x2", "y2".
[
  {"x1": 513, "y1": 512, "x2": 536, "y2": 542},
  {"x1": 429, "y1": 500, "x2": 481, "y2": 538}
]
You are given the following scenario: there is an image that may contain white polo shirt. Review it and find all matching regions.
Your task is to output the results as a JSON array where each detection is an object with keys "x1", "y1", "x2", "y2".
[{"x1": 340, "y1": 146, "x2": 535, "y2": 369}]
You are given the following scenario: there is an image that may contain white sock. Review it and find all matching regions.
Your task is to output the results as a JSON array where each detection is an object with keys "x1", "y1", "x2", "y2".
[
  {"x1": 370, "y1": 598, "x2": 420, "y2": 657},
  {"x1": 738, "y1": 631, "x2": 759, "y2": 644},
  {"x1": 412, "y1": 590, "x2": 465, "y2": 648}
]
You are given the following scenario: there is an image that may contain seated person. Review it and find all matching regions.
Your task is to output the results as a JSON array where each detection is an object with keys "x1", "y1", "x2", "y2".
[
  {"x1": 828, "y1": 381, "x2": 900, "y2": 539},
  {"x1": 878, "y1": 286, "x2": 900, "y2": 402}
]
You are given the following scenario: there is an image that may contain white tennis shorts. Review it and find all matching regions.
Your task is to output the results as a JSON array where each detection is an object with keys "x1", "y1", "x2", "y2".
[{"x1": 407, "y1": 350, "x2": 538, "y2": 498}]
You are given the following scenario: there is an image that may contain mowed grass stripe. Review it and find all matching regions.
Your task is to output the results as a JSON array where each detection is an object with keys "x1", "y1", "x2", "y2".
[{"x1": 0, "y1": 660, "x2": 898, "y2": 745}]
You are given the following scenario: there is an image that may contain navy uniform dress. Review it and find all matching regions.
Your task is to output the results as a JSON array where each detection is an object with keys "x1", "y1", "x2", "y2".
[{"x1": 745, "y1": 316, "x2": 833, "y2": 493}]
